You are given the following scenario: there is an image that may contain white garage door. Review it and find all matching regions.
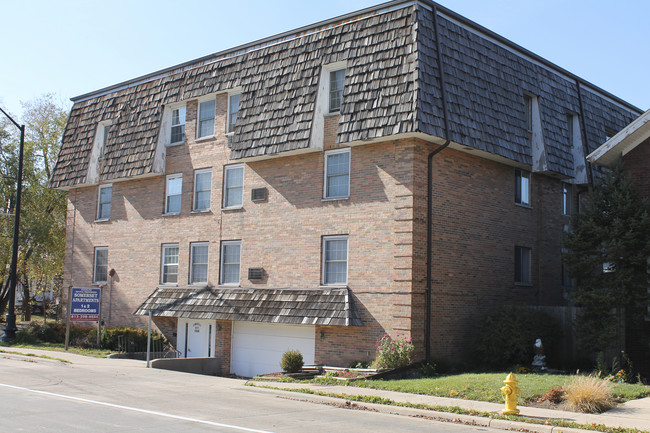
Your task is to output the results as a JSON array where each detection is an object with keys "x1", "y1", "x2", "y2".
[{"x1": 231, "y1": 322, "x2": 315, "y2": 377}]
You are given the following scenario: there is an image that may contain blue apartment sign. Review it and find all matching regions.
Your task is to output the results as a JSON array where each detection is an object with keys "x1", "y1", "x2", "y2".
[{"x1": 70, "y1": 287, "x2": 101, "y2": 322}]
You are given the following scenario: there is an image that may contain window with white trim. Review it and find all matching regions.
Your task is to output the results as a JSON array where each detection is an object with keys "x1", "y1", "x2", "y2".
[
  {"x1": 227, "y1": 93, "x2": 240, "y2": 133},
  {"x1": 193, "y1": 169, "x2": 212, "y2": 212},
  {"x1": 515, "y1": 168, "x2": 531, "y2": 206},
  {"x1": 562, "y1": 183, "x2": 572, "y2": 216},
  {"x1": 524, "y1": 95, "x2": 533, "y2": 142},
  {"x1": 223, "y1": 164, "x2": 244, "y2": 209},
  {"x1": 161, "y1": 244, "x2": 179, "y2": 284},
  {"x1": 94, "y1": 247, "x2": 108, "y2": 284},
  {"x1": 329, "y1": 69, "x2": 345, "y2": 112},
  {"x1": 197, "y1": 98, "x2": 216, "y2": 138},
  {"x1": 324, "y1": 148, "x2": 350, "y2": 199},
  {"x1": 190, "y1": 242, "x2": 209, "y2": 284},
  {"x1": 170, "y1": 106, "x2": 186, "y2": 144},
  {"x1": 165, "y1": 174, "x2": 182, "y2": 214},
  {"x1": 322, "y1": 235, "x2": 348, "y2": 285},
  {"x1": 220, "y1": 241, "x2": 241, "y2": 285},
  {"x1": 515, "y1": 246, "x2": 531, "y2": 285},
  {"x1": 97, "y1": 184, "x2": 112, "y2": 220}
]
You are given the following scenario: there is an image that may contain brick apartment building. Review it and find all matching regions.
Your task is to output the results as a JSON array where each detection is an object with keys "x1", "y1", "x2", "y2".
[{"x1": 50, "y1": 0, "x2": 642, "y2": 376}]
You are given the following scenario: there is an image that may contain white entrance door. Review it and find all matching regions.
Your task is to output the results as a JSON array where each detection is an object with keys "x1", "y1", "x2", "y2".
[
  {"x1": 177, "y1": 318, "x2": 215, "y2": 358},
  {"x1": 231, "y1": 322, "x2": 315, "y2": 377}
]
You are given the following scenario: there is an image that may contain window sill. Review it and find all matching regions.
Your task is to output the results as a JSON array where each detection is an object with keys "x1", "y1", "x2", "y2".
[
  {"x1": 166, "y1": 141, "x2": 185, "y2": 147},
  {"x1": 225, "y1": 132, "x2": 235, "y2": 137},
  {"x1": 320, "y1": 284, "x2": 348, "y2": 288},
  {"x1": 322, "y1": 196, "x2": 349, "y2": 202},
  {"x1": 218, "y1": 283, "x2": 240, "y2": 287},
  {"x1": 195, "y1": 135, "x2": 215, "y2": 143},
  {"x1": 189, "y1": 282, "x2": 208, "y2": 286},
  {"x1": 162, "y1": 212, "x2": 181, "y2": 217},
  {"x1": 326, "y1": 111, "x2": 340, "y2": 117},
  {"x1": 94, "y1": 218, "x2": 111, "y2": 223},
  {"x1": 191, "y1": 209, "x2": 212, "y2": 214},
  {"x1": 160, "y1": 283, "x2": 178, "y2": 287},
  {"x1": 221, "y1": 206, "x2": 243, "y2": 212},
  {"x1": 514, "y1": 203, "x2": 532, "y2": 209},
  {"x1": 514, "y1": 282, "x2": 532, "y2": 287},
  {"x1": 92, "y1": 282, "x2": 107, "y2": 286}
]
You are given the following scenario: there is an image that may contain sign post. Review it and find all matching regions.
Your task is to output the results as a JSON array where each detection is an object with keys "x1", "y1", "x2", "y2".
[{"x1": 66, "y1": 287, "x2": 102, "y2": 350}]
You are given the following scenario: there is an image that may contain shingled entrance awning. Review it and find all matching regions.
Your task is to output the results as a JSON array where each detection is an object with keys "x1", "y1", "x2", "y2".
[{"x1": 134, "y1": 286, "x2": 363, "y2": 327}]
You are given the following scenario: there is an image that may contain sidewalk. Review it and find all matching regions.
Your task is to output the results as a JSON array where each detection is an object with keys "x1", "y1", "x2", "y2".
[{"x1": 249, "y1": 379, "x2": 650, "y2": 433}]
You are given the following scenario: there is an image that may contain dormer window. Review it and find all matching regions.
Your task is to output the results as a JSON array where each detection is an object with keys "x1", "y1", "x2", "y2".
[
  {"x1": 524, "y1": 94, "x2": 533, "y2": 143},
  {"x1": 329, "y1": 69, "x2": 345, "y2": 112},
  {"x1": 197, "y1": 99, "x2": 216, "y2": 138},
  {"x1": 228, "y1": 93, "x2": 240, "y2": 133},
  {"x1": 171, "y1": 107, "x2": 186, "y2": 144}
]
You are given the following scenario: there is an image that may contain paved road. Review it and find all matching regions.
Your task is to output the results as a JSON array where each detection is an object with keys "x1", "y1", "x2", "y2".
[{"x1": 0, "y1": 351, "x2": 500, "y2": 432}]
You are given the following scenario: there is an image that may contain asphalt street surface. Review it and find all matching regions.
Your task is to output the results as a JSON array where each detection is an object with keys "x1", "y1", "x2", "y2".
[{"x1": 0, "y1": 351, "x2": 502, "y2": 432}]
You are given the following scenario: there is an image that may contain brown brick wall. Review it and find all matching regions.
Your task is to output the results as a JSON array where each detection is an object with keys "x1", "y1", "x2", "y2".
[
  {"x1": 63, "y1": 96, "x2": 570, "y2": 368},
  {"x1": 422, "y1": 145, "x2": 569, "y2": 363},
  {"x1": 624, "y1": 139, "x2": 650, "y2": 200}
]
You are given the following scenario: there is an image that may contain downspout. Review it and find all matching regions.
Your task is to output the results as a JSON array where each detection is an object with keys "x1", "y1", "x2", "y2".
[{"x1": 426, "y1": 5, "x2": 451, "y2": 362}]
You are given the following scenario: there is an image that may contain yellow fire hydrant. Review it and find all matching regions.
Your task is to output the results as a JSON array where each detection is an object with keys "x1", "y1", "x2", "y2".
[{"x1": 500, "y1": 372, "x2": 521, "y2": 415}]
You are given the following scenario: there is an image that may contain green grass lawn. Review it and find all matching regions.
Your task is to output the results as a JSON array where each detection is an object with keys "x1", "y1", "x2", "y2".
[
  {"x1": 346, "y1": 372, "x2": 650, "y2": 403},
  {"x1": 0, "y1": 342, "x2": 112, "y2": 358}
]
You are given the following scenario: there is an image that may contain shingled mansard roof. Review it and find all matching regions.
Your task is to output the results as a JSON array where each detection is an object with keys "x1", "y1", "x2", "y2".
[
  {"x1": 134, "y1": 287, "x2": 363, "y2": 327},
  {"x1": 50, "y1": 0, "x2": 642, "y2": 189}
]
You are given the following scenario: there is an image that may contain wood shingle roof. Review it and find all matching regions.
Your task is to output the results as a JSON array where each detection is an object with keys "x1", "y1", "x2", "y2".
[
  {"x1": 134, "y1": 287, "x2": 363, "y2": 327},
  {"x1": 50, "y1": 1, "x2": 642, "y2": 189}
]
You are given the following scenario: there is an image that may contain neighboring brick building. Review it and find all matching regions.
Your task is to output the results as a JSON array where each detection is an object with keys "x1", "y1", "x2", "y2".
[
  {"x1": 51, "y1": 0, "x2": 642, "y2": 376},
  {"x1": 588, "y1": 109, "x2": 650, "y2": 372}
]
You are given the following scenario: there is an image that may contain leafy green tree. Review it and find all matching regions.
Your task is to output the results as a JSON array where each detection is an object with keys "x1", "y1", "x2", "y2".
[
  {"x1": 563, "y1": 160, "x2": 650, "y2": 359},
  {"x1": 0, "y1": 95, "x2": 68, "y2": 321}
]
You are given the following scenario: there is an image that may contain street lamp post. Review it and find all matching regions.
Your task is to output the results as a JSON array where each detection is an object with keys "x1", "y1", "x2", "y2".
[{"x1": 0, "y1": 107, "x2": 25, "y2": 343}]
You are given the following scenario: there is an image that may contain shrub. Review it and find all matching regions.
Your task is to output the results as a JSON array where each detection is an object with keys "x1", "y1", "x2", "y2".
[
  {"x1": 420, "y1": 362, "x2": 437, "y2": 377},
  {"x1": 348, "y1": 360, "x2": 369, "y2": 369},
  {"x1": 101, "y1": 327, "x2": 164, "y2": 351},
  {"x1": 471, "y1": 306, "x2": 560, "y2": 370},
  {"x1": 541, "y1": 387, "x2": 565, "y2": 404},
  {"x1": 281, "y1": 349, "x2": 304, "y2": 373},
  {"x1": 371, "y1": 334, "x2": 414, "y2": 369},
  {"x1": 564, "y1": 375, "x2": 614, "y2": 413}
]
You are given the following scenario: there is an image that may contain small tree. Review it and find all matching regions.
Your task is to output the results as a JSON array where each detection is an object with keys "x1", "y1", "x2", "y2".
[{"x1": 563, "y1": 160, "x2": 650, "y2": 358}]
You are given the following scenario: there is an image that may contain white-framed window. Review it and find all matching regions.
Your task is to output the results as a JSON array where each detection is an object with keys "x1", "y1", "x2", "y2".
[
  {"x1": 97, "y1": 122, "x2": 113, "y2": 156},
  {"x1": 515, "y1": 246, "x2": 531, "y2": 285},
  {"x1": 227, "y1": 93, "x2": 240, "y2": 133},
  {"x1": 190, "y1": 242, "x2": 209, "y2": 284},
  {"x1": 193, "y1": 169, "x2": 212, "y2": 212},
  {"x1": 94, "y1": 247, "x2": 108, "y2": 284},
  {"x1": 170, "y1": 106, "x2": 186, "y2": 144},
  {"x1": 220, "y1": 240, "x2": 241, "y2": 285},
  {"x1": 515, "y1": 168, "x2": 530, "y2": 206},
  {"x1": 329, "y1": 68, "x2": 345, "y2": 112},
  {"x1": 562, "y1": 183, "x2": 572, "y2": 216},
  {"x1": 324, "y1": 148, "x2": 350, "y2": 199},
  {"x1": 197, "y1": 98, "x2": 216, "y2": 138},
  {"x1": 165, "y1": 174, "x2": 182, "y2": 214},
  {"x1": 161, "y1": 243, "x2": 179, "y2": 284},
  {"x1": 223, "y1": 164, "x2": 244, "y2": 209},
  {"x1": 322, "y1": 235, "x2": 348, "y2": 285},
  {"x1": 97, "y1": 184, "x2": 112, "y2": 220}
]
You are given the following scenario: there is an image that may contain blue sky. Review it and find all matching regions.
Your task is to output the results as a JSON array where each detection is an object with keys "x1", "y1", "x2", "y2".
[{"x1": 1, "y1": 0, "x2": 648, "y2": 120}]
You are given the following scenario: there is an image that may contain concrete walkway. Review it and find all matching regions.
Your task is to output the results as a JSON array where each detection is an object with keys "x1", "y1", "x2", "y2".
[
  {"x1": 248, "y1": 380, "x2": 650, "y2": 433},
  {"x1": 1, "y1": 346, "x2": 648, "y2": 433}
]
